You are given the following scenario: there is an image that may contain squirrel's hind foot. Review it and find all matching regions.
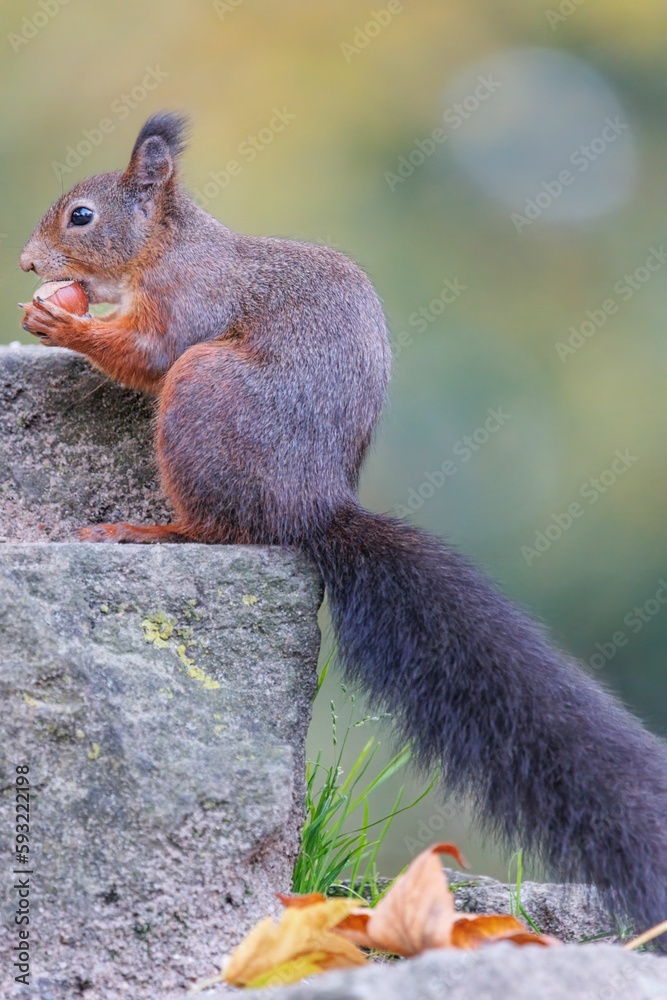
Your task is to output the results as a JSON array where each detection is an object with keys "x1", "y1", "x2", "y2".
[{"x1": 76, "y1": 522, "x2": 189, "y2": 543}]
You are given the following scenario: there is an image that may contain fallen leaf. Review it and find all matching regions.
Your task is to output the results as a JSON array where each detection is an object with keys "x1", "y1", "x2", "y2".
[
  {"x1": 223, "y1": 898, "x2": 367, "y2": 988},
  {"x1": 333, "y1": 844, "x2": 556, "y2": 956},
  {"x1": 277, "y1": 892, "x2": 327, "y2": 908},
  {"x1": 335, "y1": 843, "x2": 467, "y2": 956},
  {"x1": 451, "y1": 914, "x2": 553, "y2": 949},
  {"x1": 504, "y1": 931, "x2": 559, "y2": 947},
  {"x1": 333, "y1": 909, "x2": 373, "y2": 948},
  {"x1": 203, "y1": 843, "x2": 556, "y2": 993}
]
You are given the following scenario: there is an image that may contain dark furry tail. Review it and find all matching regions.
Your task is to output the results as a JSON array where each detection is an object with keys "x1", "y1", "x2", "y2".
[{"x1": 307, "y1": 503, "x2": 667, "y2": 936}]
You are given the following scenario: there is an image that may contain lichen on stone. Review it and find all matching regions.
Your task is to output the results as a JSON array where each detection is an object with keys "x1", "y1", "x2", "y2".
[
  {"x1": 183, "y1": 598, "x2": 203, "y2": 621},
  {"x1": 185, "y1": 664, "x2": 221, "y2": 691},
  {"x1": 138, "y1": 610, "x2": 220, "y2": 691},
  {"x1": 141, "y1": 611, "x2": 176, "y2": 648},
  {"x1": 176, "y1": 644, "x2": 195, "y2": 668}
]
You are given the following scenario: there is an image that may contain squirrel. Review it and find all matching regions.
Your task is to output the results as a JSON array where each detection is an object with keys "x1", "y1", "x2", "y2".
[{"x1": 19, "y1": 112, "x2": 667, "y2": 941}]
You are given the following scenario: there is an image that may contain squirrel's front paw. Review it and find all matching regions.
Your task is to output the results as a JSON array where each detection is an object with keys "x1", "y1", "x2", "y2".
[{"x1": 20, "y1": 298, "x2": 88, "y2": 347}]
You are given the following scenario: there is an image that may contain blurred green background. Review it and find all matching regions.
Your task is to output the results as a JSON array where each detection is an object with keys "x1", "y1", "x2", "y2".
[{"x1": 2, "y1": 0, "x2": 666, "y2": 880}]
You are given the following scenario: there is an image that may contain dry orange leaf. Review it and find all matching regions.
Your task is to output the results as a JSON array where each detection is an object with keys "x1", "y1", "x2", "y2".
[
  {"x1": 277, "y1": 892, "x2": 327, "y2": 908},
  {"x1": 335, "y1": 844, "x2": 556, "y2": 957},
  {"x1": 451, "y1": 914, "x2": 553, "y2": 949},
  {"x1": 333, "y1": 909, "x2": 373, "y2": 948},
  {"x1": 223, "y1": 897, "x2": 367, "y2": 988},
  {"x1": 335, "y1": 843, "x2": 466, "y2": 956},
  {"x1": 208, "y1": 843, "x2": 556, "y2": 992}
]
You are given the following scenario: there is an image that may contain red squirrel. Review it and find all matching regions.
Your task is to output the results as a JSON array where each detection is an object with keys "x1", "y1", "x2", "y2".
[{"x1": 19, "y1": 112, "x2": 667, "y2": 941}]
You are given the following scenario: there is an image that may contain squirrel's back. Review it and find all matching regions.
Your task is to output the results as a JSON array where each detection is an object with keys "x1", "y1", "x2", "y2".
[{"x1": 140, "y1": 206, "x2": 392, "y2": 535}]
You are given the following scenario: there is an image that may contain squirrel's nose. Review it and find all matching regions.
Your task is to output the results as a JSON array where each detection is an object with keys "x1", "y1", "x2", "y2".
[
  {"x1": 19, "y1": 238, "x2": 43, "y2": 273},
  {"x1": 19, "y1": 251, "x2": 35, "y2": 273}
]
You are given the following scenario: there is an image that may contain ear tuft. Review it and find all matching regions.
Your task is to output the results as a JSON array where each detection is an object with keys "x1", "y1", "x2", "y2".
[
  {"x1": 124, "y1": 111, "x2": 190, "y2": 193},
  {"x1": 131, "y1": 111, "x2": 190, "y2": 162}
]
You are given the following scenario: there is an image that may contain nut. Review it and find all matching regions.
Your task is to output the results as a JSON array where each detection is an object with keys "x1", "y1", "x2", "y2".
[{"x1": 34, "y1": 280, "x2": 89, "y2": 315}]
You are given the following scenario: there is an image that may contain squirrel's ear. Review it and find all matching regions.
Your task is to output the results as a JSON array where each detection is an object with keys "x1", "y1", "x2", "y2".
[
  {"x1": 124, "y1": 134, "x2": 174, "y2": 192},
  {"x1": 123, "y1": 111, "x2": 189, "y2": 197}
]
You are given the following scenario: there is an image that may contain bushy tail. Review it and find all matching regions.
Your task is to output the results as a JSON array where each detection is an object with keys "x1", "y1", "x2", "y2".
[{"x1": 307, "y1": 503, "x2": 667, "y2": 936}]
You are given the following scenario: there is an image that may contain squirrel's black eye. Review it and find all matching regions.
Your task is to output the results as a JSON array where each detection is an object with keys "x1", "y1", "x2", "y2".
[{"x1": 69, "y1": 206, "x2": 94, "y2": 227}]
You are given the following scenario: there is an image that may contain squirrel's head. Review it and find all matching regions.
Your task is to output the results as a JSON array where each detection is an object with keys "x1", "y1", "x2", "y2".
[{"x1": 19, "y1": 111, "x2": 190, "y2": 303}]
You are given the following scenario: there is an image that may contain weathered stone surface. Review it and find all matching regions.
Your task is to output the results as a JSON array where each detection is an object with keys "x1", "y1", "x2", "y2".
[
  {"x1": 0, "y1": 544, "x2": 323, "y2": 999},
  {"x1": 0, "y1": 344, "x2": 170, "y2": 541},
  {"x1": 191, "y1": 943, "x2": 667, "y2": 1000},
  {"x1": 448, "y1": 870, "x2": 616, "y2": 943}
]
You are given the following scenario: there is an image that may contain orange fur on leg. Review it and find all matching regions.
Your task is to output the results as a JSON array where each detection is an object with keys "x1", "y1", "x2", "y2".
[{"x1": 76, "y1": 522, "x2": 190, "y2": 543}]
